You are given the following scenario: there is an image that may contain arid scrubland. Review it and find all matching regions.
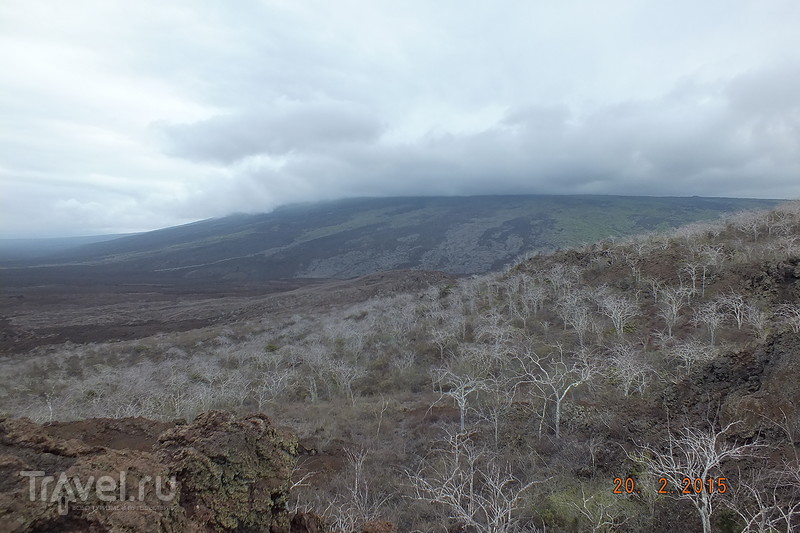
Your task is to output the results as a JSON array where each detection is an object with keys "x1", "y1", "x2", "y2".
[{"x1": 3, "y1": 203, "x2": 800, "y2": 532}]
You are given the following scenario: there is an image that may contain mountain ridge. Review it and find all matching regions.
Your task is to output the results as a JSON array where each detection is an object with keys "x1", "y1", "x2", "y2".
[{"x1": 0, "y1": 194, "x2": 780, "y2": 285}]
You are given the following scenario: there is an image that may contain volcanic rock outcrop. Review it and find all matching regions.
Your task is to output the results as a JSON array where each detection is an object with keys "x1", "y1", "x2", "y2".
[{"x1": 0, "y1": 411, "x2": 298, "y2": 532}]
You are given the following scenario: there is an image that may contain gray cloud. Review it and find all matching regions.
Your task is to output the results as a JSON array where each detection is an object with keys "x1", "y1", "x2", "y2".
[
  {"x1": 206, "y1": 63, "x2": 800, "y2": 206},
  {"x1": 160, "y1": 102, "x2": 383, "y2": 163},
  {"x1": 1, "y1": 0, "x2": 799, "y2": 237}
]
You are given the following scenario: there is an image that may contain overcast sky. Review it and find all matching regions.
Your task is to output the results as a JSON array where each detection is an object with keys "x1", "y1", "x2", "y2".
[{"x1": 1, "y1": 1, "x2": 799, "y2": 237}]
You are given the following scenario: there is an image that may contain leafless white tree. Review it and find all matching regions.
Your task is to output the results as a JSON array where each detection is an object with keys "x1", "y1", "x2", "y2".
[
  {"x1": 658, "y1": 286, "x2": 691, "y2": 337},
  {"x1": 514, "y1": 346, "x2": 599, "y2": 439},
  {"x1": 596, "y1": 291, "x2": 639, "y2": 337},
  {"x1": 325, "y1": 449, "x2": 391, "y2": 532},
  {"x1": 745, "y1": 304, "x2": 770, "y2": 340},
  {"x1": 776, "y1": 303, "x2": 800, "y2": 333},
  {"x1": 607, "y1": 344, "x2": 652, "y2": 397},
  {"x1": 431, "y1": 324, "x2": 457, "y2": 359},
  {"x1": 630, "y1": 422, "x2": 763, "y2": 533},
  {"x1": 695, "y1": 301, "x2": 726, "y2": 345},
  {"x1": 328, "y1": 360, "x2": 365, "y2": 405},
  {"x1": 682, "y1": 262, "x2": 703, "y2": 297},
  {"x1": 670, "y1": 340, "x2": 716, "y2": 374},
  {"x1": 255, "y1": 368, "x2": 296, "y2": 410},
  {"x1": 556, "y1": 290, "x2": 594, "y2": 346},
  {"x1": 700, "y1": 244, "x2": 726, "y2": 268},
  {"x1": 717, "y1": 291, "x2": 747, "y2": 330},
  {"x1": 543, "y1": 263, "x2": 580, "y2": 297},
  {"x1": 522, "y1": 283, "x2": 548, "y2": 319},
  {"x1": 776, "y1": 236, "x2": 800, "y2": 257},
  {"x1": 504, "y1": 276, "x2": 547, "y2": 328},
  {"x1": 729, "y1": 464, "x2": 800, "y2": 533},
  {"x1": 473, "y1": 376, "x2": 517, "y2": 446},
  {"x1": 732, "y1": 210, "x2": 766, "y2": 242},
  {"x1": 571, "y1": 483, "x2": 630, "y2": 533},
  {"x1": 391, "y1": 348, "x2": 417, "y2": 371},
  {"x1": 408, "y1": 431, "x2": 542, "y2": 533},
  {"x1": 475, "y1": 311, "x2": 515, "y2": 355},
  {"x1": 432, "y1": 367, "x2": 485, "y2": 432},
  {"x1": 765, "y1": 208, "x2": 796, "y2": 237},
  {"x1": 621, "y1": 250, "x2": 643, "y2": 285},
  {"x1": 644, "y1": 277, "x2": 664, "y2": 302},
  {"x1": 221, "y1": 373, "x2": 252, "y2": 408}
]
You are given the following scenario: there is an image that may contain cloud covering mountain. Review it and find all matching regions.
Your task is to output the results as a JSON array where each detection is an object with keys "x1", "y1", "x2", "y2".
[{"x1": 1, "y1": 1, "x2": 798, "y2": 237}]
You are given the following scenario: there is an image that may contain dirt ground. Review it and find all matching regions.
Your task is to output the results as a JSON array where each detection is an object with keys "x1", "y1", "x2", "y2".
[{"x1": 0, "y1": 270, "x2": 454, "y2": 355}]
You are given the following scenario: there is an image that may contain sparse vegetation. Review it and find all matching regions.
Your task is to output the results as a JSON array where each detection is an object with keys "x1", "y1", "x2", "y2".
[{"x1": 2, "y1": 201, "x2": 800, "y2": 532}]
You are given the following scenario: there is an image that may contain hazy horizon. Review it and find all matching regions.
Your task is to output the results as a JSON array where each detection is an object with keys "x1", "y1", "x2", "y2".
[
  {"x1": 0, "y1": 192, "x2": 788, "y2": 240},
  {"x1": 2, "y1": 1, "x2": 799, "y2": 238}
]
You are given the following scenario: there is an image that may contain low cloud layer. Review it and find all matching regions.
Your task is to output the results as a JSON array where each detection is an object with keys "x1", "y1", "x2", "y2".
[{"x1": 1, "y1": 0, "x2": 799, "y2": 237}]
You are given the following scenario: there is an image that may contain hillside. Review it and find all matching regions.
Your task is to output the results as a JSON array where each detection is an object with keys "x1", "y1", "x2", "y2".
[
  {"x1": 0, "y1": 195, "x2": 777, "y2": 285},
  {"x1": 0, "y1": 234, "x2": 134, "y2": 261},
  {"x1": 2, "y1": 202, "x2": 799, "y2": 532}
]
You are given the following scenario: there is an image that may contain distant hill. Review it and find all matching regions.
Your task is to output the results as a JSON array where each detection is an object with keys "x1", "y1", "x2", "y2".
[
  {"x1": 0, "y1": 234, "x2": 135, "y2": 262},
  {"x1": 0, "y1": 195, "x2": 780, "y2": 286}
]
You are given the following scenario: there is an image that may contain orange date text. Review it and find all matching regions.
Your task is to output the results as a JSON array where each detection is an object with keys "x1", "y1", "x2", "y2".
[{"x1": 612, "y1": 476, "x2": 728, "y2": 495}]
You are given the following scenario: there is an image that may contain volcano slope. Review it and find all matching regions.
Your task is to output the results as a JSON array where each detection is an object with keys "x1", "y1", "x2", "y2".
[{"x1": 1, "y1": 204, "x2": 799, "y2": 532}]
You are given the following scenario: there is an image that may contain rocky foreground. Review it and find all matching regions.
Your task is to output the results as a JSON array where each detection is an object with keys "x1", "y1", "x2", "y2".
[{"x1": 0, "y1": 411, "x2": 374, "y2": 533}]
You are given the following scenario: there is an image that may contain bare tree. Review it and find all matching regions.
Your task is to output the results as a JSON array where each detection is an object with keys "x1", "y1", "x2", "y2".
[
  {"x1": 473, "y1": 376, "x2": 517, "y2": 446},
  {"x1": 543, "y1": 263, "x2": 580, "y2": 297},
  {"x1": 298, "y1": 343, "x2": 334, "y2": 402},
  {"x1": 745, "y1": 304, "x2": 770, "y2": 341},
  {"x1": 325, "y1": 449, "x2": 391, "y2": 532},
  {"x1": 323, "y1": 318, "x2": 370, "y2": 360},
  {"x1": 670, "y1": 340, "x2": 716, "y2": 374},
  {"x1": 384, "y1": 297, "x2": 419, "y2": 336},
  {"x1": 644, "y1": 277, "x2": 664, "y2": 302},
  {"x1": 431, "y1": 324, "x2": 457, "y2": 359},
  {"x1": 475, "y1": 311, "x2": 515, "y2": 355},
  {"x1": 699, "y1": 262, "x2": 712, "y2": 297},
  {"x1": 630, "y1": 422, "x2": 763, "y2": 533},
  {"x1": 391, "y1": 348, "x2": 417, "y2": 371},
  {"x1": 776, "y1": 303, "x2": 800, "y2": 333},
  {"x1": 221, "y1": 373, "x2": 252, "y2": 407},
  {"x1": 433, "y1": 306, "x2": 468, "y2": 340},
  {"x1": 682, "y1": 261, "x2": 702, "y2": 297},
  {"x1": 597, "y1": 291, "x2": 639, "y2": 337},
  {"x1": 695, "y1": 302, "x2": 726, "y2": 345},
  {"x1": 521, "y1": 284, "x2": 548, "y2": 320},
  {"x1": 432, "y1": 367, "x2": 484, "y2": 432},
  {"x1": 732, "y1": 210, "x2": 765, "y2": 242},
  {"x1": 718, "y1": 292, "x2": 747, "y2": 330},
  {"x1": 729, "y1": 464, "x2": 800, "y2": 533},
  {"x1": 456, "y1": 342, "x2": 507, "y2": 377},
  {"x1": 621, "y1": 251, "x2": 643, "y2": 285},
  {"x1": 504, "y1": 276, "x2": 547, "y2": 328},
  {"x1": 255, "y1": 367, "x2": 296, "y2": 410},
  {"x1": 765, "y1": 208, "x2": 796, "y2": 237},
  {"x1": 779, "y1": 233, "x2": 800, "y2": 253},
  {"x1": 675, "y1": 221, "x2": 721, "y2": 244},
  {"x1": 514, "y1": 346, "x2": 599, "y2": 439},
  {"x1": 328, "y1": 360, "x2": 365, "y2": 406},
  {"x1": 700, "y1": 244, "x2": 726, "y2": 269},
  {"x1": 658, "y1": 286, "x2": 691, "y2": 337},
  {"x1": 458, "y1": 276, "x2": 482, "y2": 315},
  {"x1": 408, "y1": 431, "x2": 542, "y2": 533},
  {"x1": 607, "y1": 344, "x2": 652, "y2": 397},
  {"x1": 571, "y1": 483, "x2": 630, "y2": 533},
  {"x1": 556, "y1": 290, "x2": 594, "y2": 346}
]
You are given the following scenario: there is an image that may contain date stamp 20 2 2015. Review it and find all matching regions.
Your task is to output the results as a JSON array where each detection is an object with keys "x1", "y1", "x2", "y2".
[{"x1": 612, "y1": 476, "x2": 729, "y2": 495}]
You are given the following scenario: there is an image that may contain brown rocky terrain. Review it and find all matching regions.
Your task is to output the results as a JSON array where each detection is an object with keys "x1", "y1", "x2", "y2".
[
  {"x1": 0, "y1": 270, "x2": 453, "y2": 354},
  {"x1": 0, "y1": 411, "x2": 301, "y2": 532}
]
